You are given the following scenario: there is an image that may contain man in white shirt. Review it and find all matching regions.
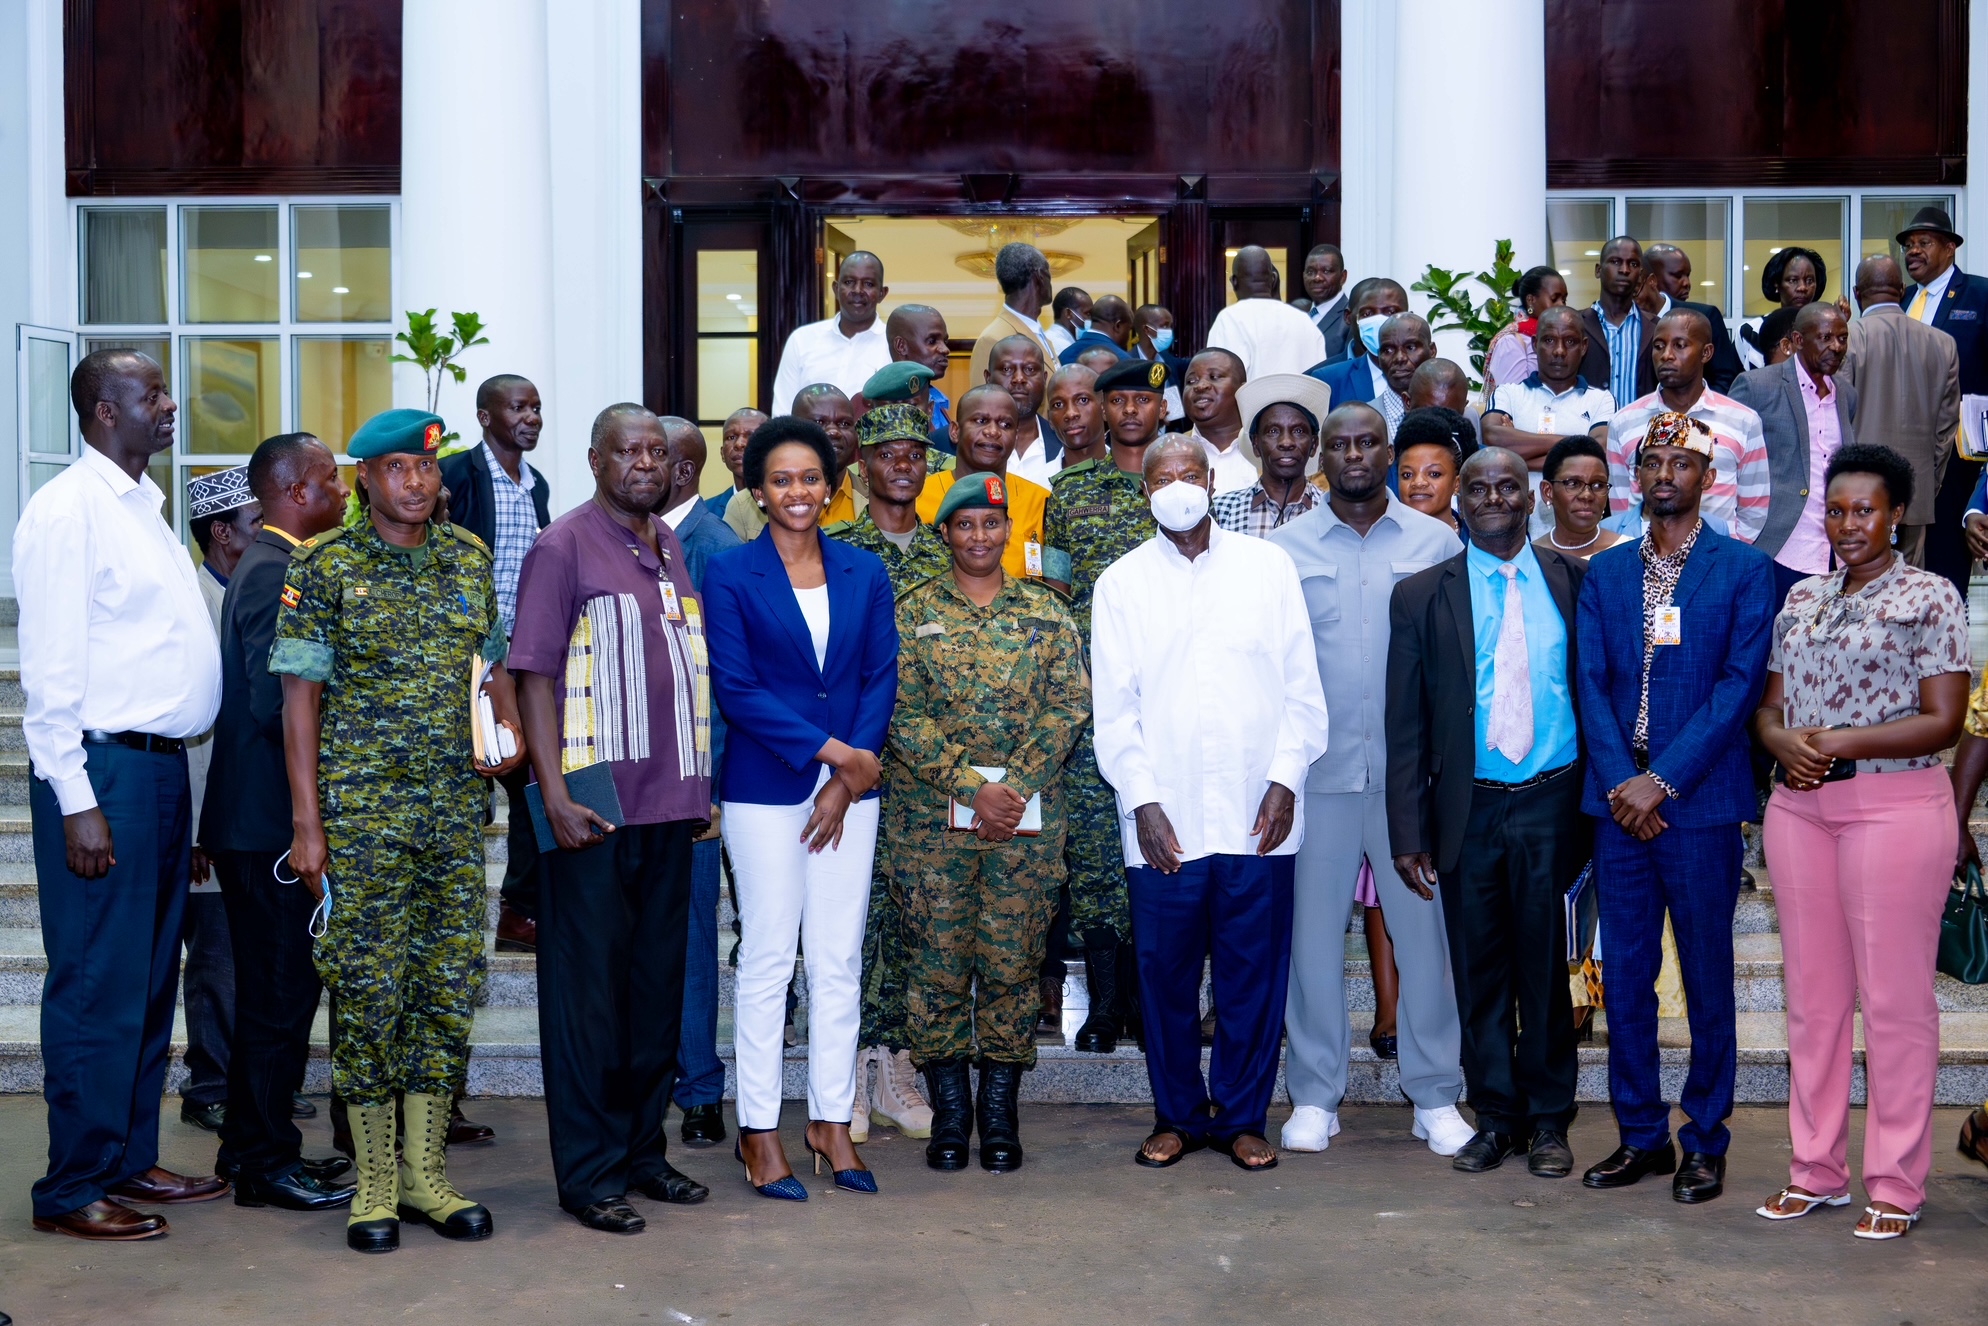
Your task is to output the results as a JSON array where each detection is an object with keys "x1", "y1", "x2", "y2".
[
  {"x1": 1204, "y1": 246, "x2": 1328, "y2": 381},
  {"x1": 986, "y1": 335, "x2": 1063, "y2": 486},
  {"x1": 16, "y1": 349, "x2": 226, "y2": 1240},
  {"x1": 1091, "y1": 436, "x2": 1329, "y2": 1173},
  {"x1": 768, "y1": 251, "x2": 893, "y2": 415},
  {"x1": 1182, "y1": 349, "x2": 1259, "y2": 495}
]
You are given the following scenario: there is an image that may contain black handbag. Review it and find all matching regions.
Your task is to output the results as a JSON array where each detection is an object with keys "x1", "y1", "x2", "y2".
[{"x1": 1938, "y1": 863, "x2": 1988, "y2": 985}]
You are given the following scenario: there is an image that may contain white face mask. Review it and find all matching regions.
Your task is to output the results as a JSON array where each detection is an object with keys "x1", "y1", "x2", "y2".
[
  {"x1": 1149, "y1": 479, "x2": 1212, "y2": 532},
  {"x1": 1357, "y1": 313, "x2": 1388, "y2": 357}
]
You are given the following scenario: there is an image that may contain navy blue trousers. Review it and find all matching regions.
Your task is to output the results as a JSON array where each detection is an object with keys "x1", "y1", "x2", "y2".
[
  {"x1": 1594, "y1": 816, "x2": 1743, "y2": 1155},
  {"x1": 31, "y1": 744, "x2": 191, "y2": 1217},
  {"x1": 1128, "y1": 854, "x2": 1294, "y2": 1144},
  {"x1": 673, "y1": 836, "x2": 725, "y2": 1108}
]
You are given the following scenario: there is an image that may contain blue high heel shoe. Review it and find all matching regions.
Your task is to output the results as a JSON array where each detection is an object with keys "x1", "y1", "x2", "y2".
[
  {"x1": 806, "y1": 1125, "x2": 879, "y2": 1195},
  {"x1": 735, "y1": 1132, "x2": 808, "y2": 1202}
]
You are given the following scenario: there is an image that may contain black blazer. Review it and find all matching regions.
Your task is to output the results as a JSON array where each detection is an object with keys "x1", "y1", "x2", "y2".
[
  {"x1": 440, "y1": 442, "x2": 552, "y2": 550},
  {"x1": 1385, "y1": 545, "x2": 1586, "y2": 874},
  {"x1": 199, "y1": 529, "x2": 303, "y2": 852},
  {"x1": 1578, "y1": 300, "x2": 1742, "y2": 398}
]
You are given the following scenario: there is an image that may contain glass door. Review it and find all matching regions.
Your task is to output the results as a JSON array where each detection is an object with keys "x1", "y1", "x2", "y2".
[{"x1": 17, "y1": 325, "x2": 77, "y2": 511}]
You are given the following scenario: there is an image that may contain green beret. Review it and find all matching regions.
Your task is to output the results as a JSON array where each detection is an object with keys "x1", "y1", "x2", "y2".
[
  {"x1": 863, "y1": 360, "x2": 937, "y2": 404},
  {"x1": 347, "y1": 408, "x2": 446, "y2": 459},
  {"x1": 858, "y1": 400, "x2": 932, "y2": 448},
  {"x1": 1094, "y1": 357, "x2": 1169, "y2": 397},
  {"x1": 933, "y1": 471, "x2": 1010, "y2": 525}
]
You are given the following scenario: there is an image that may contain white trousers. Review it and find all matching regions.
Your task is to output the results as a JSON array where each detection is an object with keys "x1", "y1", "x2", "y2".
[{"x1": 722, "y1": 794, "x2": 879, "y2": 1130}]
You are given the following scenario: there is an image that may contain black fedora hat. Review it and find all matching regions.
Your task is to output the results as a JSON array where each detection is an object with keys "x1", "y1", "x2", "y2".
[{"x1": 1896, "y1": 205, "x2": 1963, "y2": 246}]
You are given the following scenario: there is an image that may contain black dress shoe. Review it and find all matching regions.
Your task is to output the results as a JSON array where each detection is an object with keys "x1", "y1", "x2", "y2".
[
  {"x1": 572, "y1": 1197, "x2": 645, "y2": 1234},
  {"x1": 1581, "y1": 1141, "x2": 1678, "y2": 1189},
  {"x1": 234, "y1": 1165, "x2": 357, "y2": 1211},
  {"x1": 1452, "y1": 1130, "x2": 1519, "y2": 1173},
  {"x1": 218, "y1": 1153, "x2": 352, "y2": 1185},
  {"x1": 180, "y1": 1099, "x2": 227, "y2": 1132},
  {"x1": 1528, "y1": 1130, "x2": 1573, "y2": 1178},
  {"x1": 291, "y1": 1093, "x2": 318, "y2": 1119},
  {"x1": 633, "y1": 1162, "x2": 709, "y2": 1205},
  {"x1": 680, "y1": 1103, "x2": 726, "y2": 1147},
  {"x1": 1672, "y1": 1151, "x2": 1725, "y2": 1203}
]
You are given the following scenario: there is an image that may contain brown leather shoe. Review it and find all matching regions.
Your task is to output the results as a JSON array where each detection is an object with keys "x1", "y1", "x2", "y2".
[
  {"x1": 105, "y1": 1166, "x2": 230, "y2": 1205},
  {"x1": 33, "y1": 1198, "x2": 169, "y2": 1240},
  {"x1": 448, "y1": 1103, "x2": 496, "y2": 1147},
  {"x1": 495, "y1": 904, "x2": 537, "y2": 953}
]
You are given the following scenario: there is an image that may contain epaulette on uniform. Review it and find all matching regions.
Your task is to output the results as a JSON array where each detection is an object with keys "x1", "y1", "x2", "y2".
[
  {"x1": 1050, "y1": 458, "x2": 1097, "y2": 484},
  {"x1": 448, "y1": 523, "x2": 492, "y2": 558},
  {"x1": 288, "y1": 526, "x2": 348, "y2": 561}
]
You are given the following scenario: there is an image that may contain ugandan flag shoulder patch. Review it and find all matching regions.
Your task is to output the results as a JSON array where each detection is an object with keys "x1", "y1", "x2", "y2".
[{"x1": 281, "y1": 584, "x2": 302, "y2": 609}]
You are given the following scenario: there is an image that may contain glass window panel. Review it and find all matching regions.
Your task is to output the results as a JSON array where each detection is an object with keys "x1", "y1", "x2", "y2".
[
  {"x1": 183, "y1": 206, "x2": 281, "y2": 324},
  {"x1": 148, "y1": 456, "x2": 174, "y2": 529},
  {"x1": 1547, "y1": 198, "x2": 1615, "y2": 309},
  {"x1": 26, "y1": 337, "x2": 73, "y2": 457},
  {"x1": 1860, "y1": 194, "x2": 1958, "y2": 277},
  {"x1": 1626, "y1": 197, "x2": 1730, "y2": 314},
  {"x1": 696, "y1": 337, "x2": 758, "y2": 424},
  {"x1": 293, "y1": 206, "x2": 392, "y2": 323},
  {"x1": 181, "y1": 337, "x2": 280, "y2": 454},
  {"x1": 79, "y1": 207, "x2": 168, "y2": 325},
  {"x1": 295, "y1": 338, "x2": 394, "y2": 452},
  {"x1": 82, "y1": 337, "x2": 171, "y2": 399},
  {"x1": 28, "y1": 462, "x2": 71, "y2": 496},
  {"x1": 698, "y1": 251, "x2": 759, "y2": 332},
  {"x1": 1741, "y1": 197, "x2": 1847, "y2": 317},
  {"x1": 1222, "y1": 247, "x2": 1288, "y2": 305}
]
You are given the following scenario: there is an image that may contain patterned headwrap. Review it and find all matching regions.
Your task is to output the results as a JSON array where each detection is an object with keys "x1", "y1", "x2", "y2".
[{"x1": 1636, "y1": 410, "x2": 1715, "y2": 462}]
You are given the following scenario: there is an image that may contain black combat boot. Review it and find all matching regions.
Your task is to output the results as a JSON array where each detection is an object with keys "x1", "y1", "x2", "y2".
[
  {"x1": 921, "y1": 1059, "x2": 972, "y2": 1171},
  {"x1": 1116, "y1": 940, "x2": 1146, "y2": 1048},
  {"x1": 975, "y1": 1061, "x2": 1025, "y2": 1173},
  {"x1": 1074, "y1": 937, "x2": 1120, "y2": 1053}
]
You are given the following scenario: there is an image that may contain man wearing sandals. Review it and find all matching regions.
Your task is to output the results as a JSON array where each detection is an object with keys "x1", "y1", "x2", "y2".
[{"x1": 1091, "y1": 437, "x2": 1329, "y2": 1172}]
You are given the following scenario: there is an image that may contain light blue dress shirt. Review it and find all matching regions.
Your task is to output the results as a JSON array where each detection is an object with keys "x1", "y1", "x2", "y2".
[
  {"x1": 1466, "y1": 541, "x2": 1578, "y2": 781},
  {"x1": 1594, "y1": 301, "x2": 1643, "y2": 415}
]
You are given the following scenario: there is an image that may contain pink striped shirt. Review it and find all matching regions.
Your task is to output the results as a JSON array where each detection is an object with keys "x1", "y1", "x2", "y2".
[{"x1": 1605, "y1": 387, "x2": 1771, "y2": 544}]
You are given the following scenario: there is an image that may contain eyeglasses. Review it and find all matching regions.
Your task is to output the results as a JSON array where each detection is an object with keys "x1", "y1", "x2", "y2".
[{"x1": 1551, "y1": 478, "x2": 1609, "y2": 496}]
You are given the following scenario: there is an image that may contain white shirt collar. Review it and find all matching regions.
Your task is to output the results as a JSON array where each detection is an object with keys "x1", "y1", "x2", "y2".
[
  {"x1": 1919, "y1": 263, "x2": 1957, "y2": 305},
  {"x1": 79, "y1": 443, "x2": 152, "y2": 503},
  {"x1": 1155, "y1": 519, "x2": 1225, "y2": 567},
  {"x1": 660, "y1": 494, "x2": 700, "y2": 530}
]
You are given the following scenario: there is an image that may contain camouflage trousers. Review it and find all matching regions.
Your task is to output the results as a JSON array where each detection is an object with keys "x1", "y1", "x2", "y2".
[
  {"x1": 858, "y1": 866, "x2": 911, "y2": 1051},
  {"x1": 315, "y1": 819, "x2": 486, "y2": 1106},
  {"x1": 1063, "y1": 724, "x2": 1130, "y2": 946},
  {"x1": 897, "y1": 821, "x2": 1064, "y2": 1067}
]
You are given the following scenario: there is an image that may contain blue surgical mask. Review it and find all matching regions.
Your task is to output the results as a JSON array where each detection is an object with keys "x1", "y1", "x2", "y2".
[
  {"x1": 1357, "y1": 314, "x2": 1388, "y2": 357},
  {"x1": 1150, "y1": 328, "x2": 1175, "y2": 353},
  {"x1": 1079, "y1": 319, "x2": 1094, "y2": 335}
]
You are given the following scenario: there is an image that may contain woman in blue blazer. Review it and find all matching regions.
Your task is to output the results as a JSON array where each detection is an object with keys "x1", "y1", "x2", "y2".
[{"x1": 702, "y1": 417, "x2": 898, "y2": 1200}]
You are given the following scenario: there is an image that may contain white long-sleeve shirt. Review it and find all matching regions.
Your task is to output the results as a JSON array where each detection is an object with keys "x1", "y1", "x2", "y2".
[
  {"x1": 14, "y1": 445, "x2": 222, "y2": 814},
  {"x1": 1204, "y1": 297, "x2": 1329, "y2": 381},
  {"x1": 767, "y1": 315, "x2": 892, "y2": 416},
  {"x1": 1089, "y1": 524, "x2": 1329, "y2": 867}
]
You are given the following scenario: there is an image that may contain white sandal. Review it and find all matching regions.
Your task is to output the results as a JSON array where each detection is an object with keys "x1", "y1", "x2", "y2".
[
  {"x1": 1755, "y1": 1187, "x2": 1851, "y2": 1220},
  {"x1": 1851, "y1": 1205, "x2": 1920, "y2": 1240}
]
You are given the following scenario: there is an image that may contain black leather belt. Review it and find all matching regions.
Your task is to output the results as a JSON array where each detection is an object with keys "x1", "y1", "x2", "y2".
[
  {"x1": 83, "y1": 729, "x2": 186, "y2": 755},
  {"x1": 1473, "y1": 760, "x2": 1577, "y2": 791}
]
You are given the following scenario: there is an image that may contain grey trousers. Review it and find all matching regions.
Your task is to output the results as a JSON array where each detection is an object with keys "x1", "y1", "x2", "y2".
[
  {"x1": 180, "y1": 890, "x2": 236, "y2": 1106},
  {"x1": 1285, "y1": 788, "x2": 1463, "y2": 1112}
]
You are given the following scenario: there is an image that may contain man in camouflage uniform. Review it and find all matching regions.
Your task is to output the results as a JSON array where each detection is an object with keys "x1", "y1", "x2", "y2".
[
  {"x1": 271, "y1": 408, "x2": 525, "y2": 1254},
  {"x1": 1041, "y1": 355, "x2": 1166, "y2": 1052},
  {"x1": 828, "y1": 360, "x2": 951, "y2": 1141},
  {"x1": 889, "y1": 471, "x2": 1088, "y2": 1174}
]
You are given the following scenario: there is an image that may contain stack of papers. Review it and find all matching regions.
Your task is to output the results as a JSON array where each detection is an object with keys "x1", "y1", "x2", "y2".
[
  {"x1": 949, "y1": 766, "x2": 1042, "y2": 835},
  {"x1": 470, "y1": 657, "x2": 518, "y2": 766}
]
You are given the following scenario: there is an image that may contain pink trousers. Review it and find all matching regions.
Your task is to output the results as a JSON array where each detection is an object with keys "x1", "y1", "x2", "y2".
[{"x1": 1762, "y1": 766, "x2": 1954, "y2": 1211}]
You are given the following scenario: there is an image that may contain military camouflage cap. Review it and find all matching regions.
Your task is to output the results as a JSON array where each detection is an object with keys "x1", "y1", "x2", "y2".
[
  {"x1": 859, "y1": 401, "x2": 932, "y2": 448},
  {"x1": 934, "y1": 471, "x2": 1009, "y2": 525}
]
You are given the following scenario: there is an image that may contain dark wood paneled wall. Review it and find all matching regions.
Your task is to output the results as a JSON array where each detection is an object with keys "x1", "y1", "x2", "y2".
[
  {"x1": 1546, "y1": 0, "x2": 1967, "y2": 187},
  {"x1": 66, "y1": 0, "x2": 400, "y2": 195}
]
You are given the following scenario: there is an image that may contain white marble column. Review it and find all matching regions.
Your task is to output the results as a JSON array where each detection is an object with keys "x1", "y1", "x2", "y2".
[
  {"x1": 398, "y1": 0, "x2": 557, "y2": 466},
  {"x1": 1344, "y1": 0, "x2": 1545, "y2": 372}
]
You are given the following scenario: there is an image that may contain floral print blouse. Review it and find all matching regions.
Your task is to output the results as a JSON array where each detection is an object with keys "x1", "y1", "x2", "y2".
[{"x1": 1768, "y1": 553, "x2": 1971, "y2": 773}]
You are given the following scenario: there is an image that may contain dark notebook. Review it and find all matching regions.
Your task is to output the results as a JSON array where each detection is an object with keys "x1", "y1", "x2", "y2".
[{"x1": 523, "y1": 762, "x2": 626, "y2": 853}]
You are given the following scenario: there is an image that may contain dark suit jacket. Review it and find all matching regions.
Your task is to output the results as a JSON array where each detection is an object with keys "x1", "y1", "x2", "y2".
[
  {"x1": 1385, "y1": 545, "x2": 1586, "y2": 873},
  {"x1": 1574, "y1": 528, "x2": 1775, "y2": 827},
  {"x1": 199, "y1": 529, "x2": 303, "y2": 851},
  {"x1": 1057, "y1": 331, "x2": 1133, "y2": 366},
  {"x1": 674, "y1": 498, "x2": 743, "y2": 795},
  {"x1": 1727, "y1": 359, "x2": 1859, "y2": 559},
  {"x1": 1906, "y1": 265, "x2": 1988, "y2": 395},
  {"x1": 1308, "y1": 354, "x2": 1378, "y2": 407},
  {"x1": 440, "y1": 442, "x2": 553, "y2": 551},
  {"x1": 700, "y1": 530, "x2": 898, "y2": 807},
  {"x1": 1313, "y1": 295, "x2": 1351, "y2": 362},
  {"x1": 1578, "y1": 301, "x2": 1742, "y2": 400}
]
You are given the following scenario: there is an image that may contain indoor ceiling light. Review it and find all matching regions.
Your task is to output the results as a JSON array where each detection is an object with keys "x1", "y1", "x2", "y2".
[
  {"x1": 726, "y1": 292, "x2": 741, "y2": 300},
  {"x1": 332, "y1": 286, "x2": 349, "y2": 294},
  {"x1": 297, "y1": 271, "x2": 313, "y2": 279},
  {"x1": 254, "y1": 254, "x2": 272, "y2": 262}
]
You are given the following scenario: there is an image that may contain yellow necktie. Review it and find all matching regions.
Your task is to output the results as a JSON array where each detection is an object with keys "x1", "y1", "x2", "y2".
[{"x1": 1908, "y1": 287, "x2": 1929, "y2": 320}]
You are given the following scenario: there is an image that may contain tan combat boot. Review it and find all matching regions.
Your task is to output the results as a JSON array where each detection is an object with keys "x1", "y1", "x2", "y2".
[
  {"x1": 871, "y1": 1047, "x2": 935, "y2": 1138},
  {"x1": 345, "y1": 1101, "x2": 400, "y2": 1253},
  {"x1": 396, "y1": 1092, "x2": 494, "y2": 1240}
]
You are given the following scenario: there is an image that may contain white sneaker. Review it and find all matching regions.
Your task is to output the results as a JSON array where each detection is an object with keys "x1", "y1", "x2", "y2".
[
  {"x1": 848, "y1": 1048, "x2": 871, "y2": 1143},
  {"x1": 1280, "y1": 1105, "x2": 1341, "y2": 1152},
  {"x1": 869, "y1": 1047, "x2": 934, "y2": 1138},
  {"x1": 1412, "y1": 1104, "x2": 1475, "y2": 1157}
]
